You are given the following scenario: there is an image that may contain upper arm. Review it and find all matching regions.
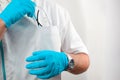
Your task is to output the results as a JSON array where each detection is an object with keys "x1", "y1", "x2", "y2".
[{"x1": 60, "y1": 11, "x2": 88, "y2": 54}]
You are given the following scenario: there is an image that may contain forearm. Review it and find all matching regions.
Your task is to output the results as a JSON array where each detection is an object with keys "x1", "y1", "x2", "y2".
[
  {"x1": 67, "y1": 52, "x2": 90, "y2": 74},
  {"x1": 0, "y1": 19, "x2": 7, "y2": 40}
]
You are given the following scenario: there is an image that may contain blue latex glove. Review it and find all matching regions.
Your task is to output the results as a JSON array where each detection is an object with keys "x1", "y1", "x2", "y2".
[
  {"x1": 26, "y1": 50, "x2": 69, "y2": 79},
  {"x1": 0, "y1": 0, "x2": 35, "y2": 28}
]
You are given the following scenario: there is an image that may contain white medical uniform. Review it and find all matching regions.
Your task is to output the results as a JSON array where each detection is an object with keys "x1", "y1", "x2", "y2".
[{"x1": 0, "y1": 0, "x2": 88, "y2": 80}]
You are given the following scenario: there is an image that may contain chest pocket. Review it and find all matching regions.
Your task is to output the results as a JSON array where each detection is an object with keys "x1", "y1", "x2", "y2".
[
  {"x1": 3, "y1": 15, "x2": 61, "y2": 55},
  {"x1": 35, "y1": 26, "x2": 61, "y2": 52},
  {"x1": 34, "y1": 7, "x2": 61, "y2": 52}
]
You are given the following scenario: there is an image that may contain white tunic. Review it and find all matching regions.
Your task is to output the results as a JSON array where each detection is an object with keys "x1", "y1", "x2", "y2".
[{"x1": 0, "y1": 0, "x2": 88, "y2": 80}]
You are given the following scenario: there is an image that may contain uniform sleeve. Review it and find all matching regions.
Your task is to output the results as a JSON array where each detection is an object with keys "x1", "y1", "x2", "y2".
[{"x1": 61, "y1": 11, "x2": 88, "y2": 54}]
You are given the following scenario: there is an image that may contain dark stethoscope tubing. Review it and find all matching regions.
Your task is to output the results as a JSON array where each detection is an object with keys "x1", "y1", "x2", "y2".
[{"x1": 0, "y1": 41, "x2": 6, "y2": 80}]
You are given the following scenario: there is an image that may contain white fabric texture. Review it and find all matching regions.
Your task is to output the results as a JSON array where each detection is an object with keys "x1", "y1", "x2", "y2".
[{"x1": 0, "y1": 0, "x2": 88, "y2": 80}]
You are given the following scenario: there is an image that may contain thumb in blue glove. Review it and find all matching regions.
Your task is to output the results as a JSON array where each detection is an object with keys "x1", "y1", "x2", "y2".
[
  {"x1": 0, "y1": 0, "x2": 36, "y2": 28},
  {"x1": 26, "y1": 50, "x2": 69, "y2": 79}
]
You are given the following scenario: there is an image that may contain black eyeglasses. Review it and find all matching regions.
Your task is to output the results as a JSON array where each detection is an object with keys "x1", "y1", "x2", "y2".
[
  {"x1": 34, "y1": 8, "x2": 51, "y2": 27},
  {"x1": 35, "y1": 10, "x2": 43, "y2": 27}
]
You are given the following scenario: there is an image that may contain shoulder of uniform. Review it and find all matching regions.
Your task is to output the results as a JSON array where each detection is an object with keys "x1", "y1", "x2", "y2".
[
  {"x1": 36, "y1": 0, "x2": 70, "y2": 26},
  {"x1": 43, "y1": 0, "x2": 67, "y2": 14}
]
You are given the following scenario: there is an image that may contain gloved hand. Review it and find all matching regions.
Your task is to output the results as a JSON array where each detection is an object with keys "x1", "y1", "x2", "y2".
[
  {"x1": 0, "y1": 0, "x2": 35, "y2": 28},
  {"x1": 26, "y1": 50, "x2": 69, "y2": 79}
]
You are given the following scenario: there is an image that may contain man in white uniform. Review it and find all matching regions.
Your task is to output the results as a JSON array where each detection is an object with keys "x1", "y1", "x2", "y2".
[{"x1": 0, "y1": 0, "x2": 90, "y2": 80}]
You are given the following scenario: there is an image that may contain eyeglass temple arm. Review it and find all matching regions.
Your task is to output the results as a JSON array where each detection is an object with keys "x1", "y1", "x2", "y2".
[{"x1": 36, "y1": 10, "x2": 43, "y2": 27}]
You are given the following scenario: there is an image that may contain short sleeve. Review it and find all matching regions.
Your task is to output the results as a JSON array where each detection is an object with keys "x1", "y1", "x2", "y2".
[{"x1": 61, "y1": 11, "x2": 88, "y2": 54}]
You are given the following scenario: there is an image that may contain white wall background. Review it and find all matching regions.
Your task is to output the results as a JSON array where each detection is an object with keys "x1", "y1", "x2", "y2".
[
  {"x1": 104, "y1": 0, "x2": 120, "y2": 80},
  {"x1": 52, "y1": 0, "x2": 120, "y2": 80}
]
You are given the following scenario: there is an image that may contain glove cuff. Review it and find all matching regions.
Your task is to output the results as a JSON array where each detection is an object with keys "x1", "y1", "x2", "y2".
[
  {"x1": 61, "y1": 52, "x2": 69, "y2": 70},
  {"x1": 0, "y1": 14, "x2": 11, "y2": 28}
]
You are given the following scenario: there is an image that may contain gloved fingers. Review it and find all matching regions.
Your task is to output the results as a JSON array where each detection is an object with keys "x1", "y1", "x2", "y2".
[
  {"x1": 9, "y1": 0, "x2": 35, "y2": 17},
  {"x1": 12, "y1": 0, "x2": 36, "y2": 17},
  {"x1": 29, "y1": 65, "x2": 51, "y2": 75},
  {"x1": 21, "y1": 1, "x2": 36, "y2": 17},
  {"x1": 32, "y1": 51, "x2": 43, "y2": 55},
  {"x1": 26, "y1": 54, "x2": 46, "y2": 62},
  {"x1": 26, "y1": 1, "x2": 36, "y2": 17},
  {"x1": 26, "y1": 60, "x2": 47, "y2": 69},
  {"x1": 37, "y1": 64, "x2": 58, "y2": 79}
]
